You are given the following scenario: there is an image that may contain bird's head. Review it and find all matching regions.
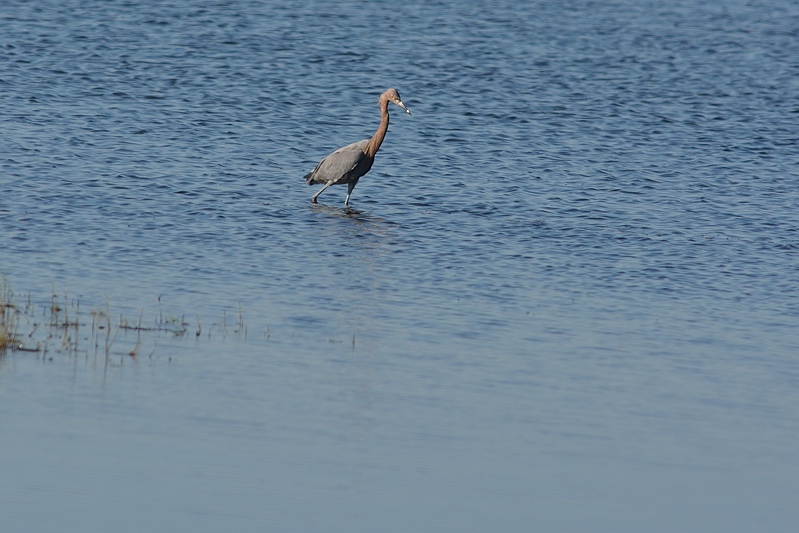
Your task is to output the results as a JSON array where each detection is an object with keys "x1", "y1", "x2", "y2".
[{"x1": 381, "y1": 88, "x2": 411, "y2": 115}]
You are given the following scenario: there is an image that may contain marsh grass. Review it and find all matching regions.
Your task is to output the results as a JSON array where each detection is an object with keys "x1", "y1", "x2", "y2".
[
  {"x1": 1, "y1": 277, "x2": 20, "y2": 352},
  {"x1": 1, "y1": 279, "x2": 257, "y2": 362}
]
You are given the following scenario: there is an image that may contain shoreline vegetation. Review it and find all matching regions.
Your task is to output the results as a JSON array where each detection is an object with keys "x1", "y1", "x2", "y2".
[{"x1": 1, "y1": 277, "x2": 251, "y2": 363}]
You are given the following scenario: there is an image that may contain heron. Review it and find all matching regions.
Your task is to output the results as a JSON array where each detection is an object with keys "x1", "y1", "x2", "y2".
[{"x1": 304, "y1": 88, "x2": 411, "y2": 207}]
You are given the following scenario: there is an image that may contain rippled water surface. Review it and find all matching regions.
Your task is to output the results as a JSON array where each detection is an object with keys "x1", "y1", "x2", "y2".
[{"x1": 2, "y1": 0, "x2": 799, "y2": 531}]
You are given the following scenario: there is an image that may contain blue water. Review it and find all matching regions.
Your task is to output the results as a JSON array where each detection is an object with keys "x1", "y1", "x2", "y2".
[{"x1": 2, "y1": 0, "x2": 799, "y2": 531}]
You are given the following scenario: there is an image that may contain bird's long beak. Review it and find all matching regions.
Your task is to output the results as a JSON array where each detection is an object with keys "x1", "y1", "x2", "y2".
[{"x1": 396, "y1": 100, "x2": 412, "y2": 116}]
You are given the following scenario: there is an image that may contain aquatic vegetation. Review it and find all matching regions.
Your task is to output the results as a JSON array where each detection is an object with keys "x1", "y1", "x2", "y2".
[
  {"x1": 0, "y1": 278, "x2": 253, "y2": 361},
  {"x1": 1, "y1": 276, "x2": 24, "y2": 353}
]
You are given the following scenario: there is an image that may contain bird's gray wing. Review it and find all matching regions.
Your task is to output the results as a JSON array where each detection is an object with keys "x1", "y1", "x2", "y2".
[{"x1": 305, "y1": 139, "x2": 369, "y2": 185}]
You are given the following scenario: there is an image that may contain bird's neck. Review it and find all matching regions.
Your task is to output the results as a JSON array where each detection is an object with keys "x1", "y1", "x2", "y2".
[{"x1": 364, "y1": 100, "x2": 390, "y2": 158}]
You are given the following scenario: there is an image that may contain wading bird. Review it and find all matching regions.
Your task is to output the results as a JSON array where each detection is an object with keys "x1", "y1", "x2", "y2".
[{"x1": 304, "y1": 88, "x2": 411, "y2": 206}]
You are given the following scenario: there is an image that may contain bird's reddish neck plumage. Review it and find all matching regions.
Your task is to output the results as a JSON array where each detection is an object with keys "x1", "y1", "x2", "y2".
[{"x1": 364, "y1": 98, "x2": 391, "y2": 158}]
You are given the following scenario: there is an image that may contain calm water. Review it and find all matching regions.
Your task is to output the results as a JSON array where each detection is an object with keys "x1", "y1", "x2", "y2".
[{"x1": 2, "y1": 0, "x2": 799, "y2": 531}]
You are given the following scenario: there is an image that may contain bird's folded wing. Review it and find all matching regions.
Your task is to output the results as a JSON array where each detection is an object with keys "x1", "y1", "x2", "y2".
[{"x1": 309, "y1": 140, "x2": 369, "y2": 183}]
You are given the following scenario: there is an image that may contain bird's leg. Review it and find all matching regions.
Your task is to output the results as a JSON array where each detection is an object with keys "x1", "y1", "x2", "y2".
[
  {"x1": 344, "y1": 182, "x2": 357, "y2": 207},
  {"x1": 311, "y1": 182, "x2": 333, "y2": 204}
]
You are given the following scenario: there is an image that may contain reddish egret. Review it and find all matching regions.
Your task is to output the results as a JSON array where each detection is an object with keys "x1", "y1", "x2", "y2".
[{"x1": 304, "y1": 88, "x2": 411, "y2": 206}]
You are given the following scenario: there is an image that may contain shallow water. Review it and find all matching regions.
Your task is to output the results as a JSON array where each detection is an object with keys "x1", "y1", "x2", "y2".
[{"x1": 2, "y1": 0, "x2": 799, "y2": 531}]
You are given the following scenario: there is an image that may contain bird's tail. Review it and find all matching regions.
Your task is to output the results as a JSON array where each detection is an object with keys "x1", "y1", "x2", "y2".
[{"x1": 304, "y1": 172, "x2": 314, "y2": 185}]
